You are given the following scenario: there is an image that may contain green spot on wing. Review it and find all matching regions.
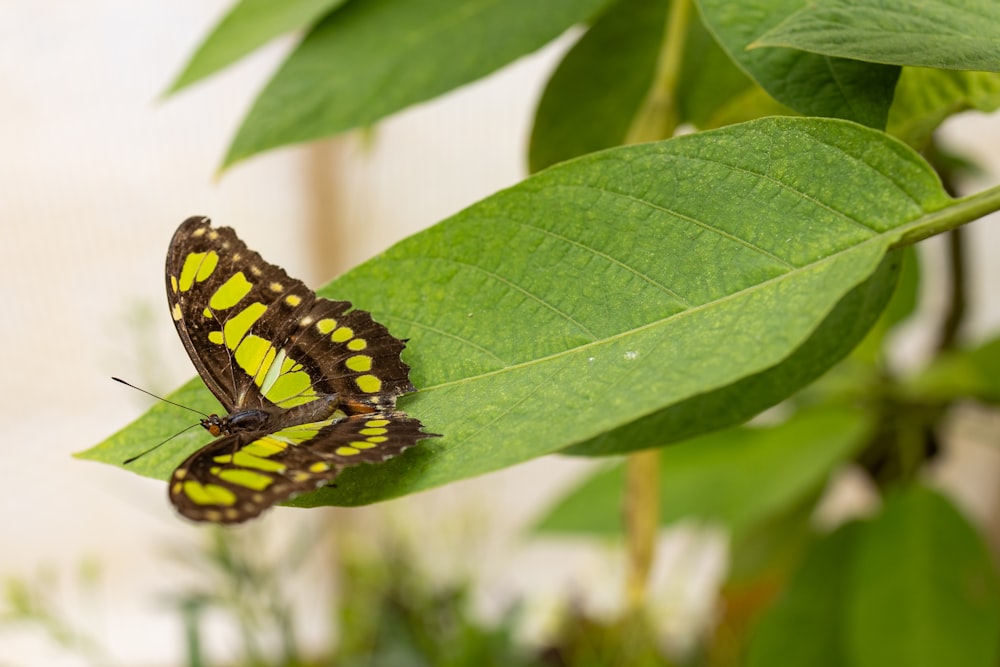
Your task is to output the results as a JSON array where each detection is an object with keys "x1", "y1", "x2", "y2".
[
  {"x1": 209, "y1": 271, "x2": 254, "y2": 310},
  {"x1": 217, "y1": 468, "x2": 275, "y2": 491}
]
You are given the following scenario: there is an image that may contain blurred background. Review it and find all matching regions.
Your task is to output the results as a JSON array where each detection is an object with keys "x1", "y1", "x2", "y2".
[{"x1": 4, "y1": 2, "x2": 1000, "y2": 666}]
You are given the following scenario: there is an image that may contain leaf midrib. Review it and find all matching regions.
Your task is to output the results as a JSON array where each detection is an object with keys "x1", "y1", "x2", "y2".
[{"x1": 405, "y1": 230, "x2": 891, "y2": 394}]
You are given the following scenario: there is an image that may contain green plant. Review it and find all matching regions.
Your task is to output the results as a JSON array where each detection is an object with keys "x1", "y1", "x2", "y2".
[
  {"x1": 164, "y1": 526, "x2": 315, "y2": 667},
  {"x1": 83, "y1": 0, "x2": 1000, "y2": 663},
  {"x1": 162, "y1": 520, "x2": 538, "y2": 667},
  {"x1": 0, "y1": 562, "x2": 113, "y2": 667}
]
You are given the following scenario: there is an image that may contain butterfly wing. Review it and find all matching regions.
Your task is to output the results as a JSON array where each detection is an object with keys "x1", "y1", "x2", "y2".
[
  {"x1": 166, "y1": 216, "x2": 414, "y2": 414},
  {"x1": 170, "y1": 412, "x2": 432, "y2": 523}
]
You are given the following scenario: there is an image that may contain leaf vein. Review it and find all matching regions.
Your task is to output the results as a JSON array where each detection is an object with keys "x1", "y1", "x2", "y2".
[
  {"x1": 671, "y1": 152, "x2": 887, "y2": 234},
  {"x1": 434, "y1": 257, "x2": 599, "y2": 340},
  {"x1": 612, "y1": 190, "x2": 798, "y2": 269},
  {"x1": 417, "y1": 235, "x2": 887, "y2": 393},
  {"x1": 386, "y1": 315, "x2": 510, "y2": 367},
  {"x1": 519, "y1": 223, "x2": 693, "y2": 307}
]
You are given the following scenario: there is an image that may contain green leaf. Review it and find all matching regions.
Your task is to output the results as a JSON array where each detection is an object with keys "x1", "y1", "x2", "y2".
[
  {"x1": 223, "y1": 0, "x2": 609, "y2": 168},
  {"x1": 755, "y1": 0, "x2": 1000, "y2": 72},
  {"x1": 847, "y1": 245, "x2": 920, "y2": 366},
  {"x1": 166, "y1": 0, "x2": 346, "y2": 94},
  {"x1": 750, "y1": 486, "x2": 1000, "y2": 667},
  {"x1": 697, "y1": 0, "x2": 899, "y2": 127},
  {"x1": 881, "y1": 246, "x2": 919, "y2": 329},
  {"x1": 528, "y1": 0, "x2": 753, "y2": 172},
  {"x1": 535, "y1": 406, "x2": 871, "y2": 536},
  {"x1": 848, "y1": 486, "x2": 1000, "y2": 666},
  {"x1": 748, "y1": 522, "x2": 861, "y2": 667},
  {"x1": 565, "y1": 255, "x2": 897, "y2": 456},
  {"x1": 83, "y1": 118, "x2": 967, "y2": 507},
  {"x1": 903, "y1": 336, "x2": 1000, "y2": 404},
  {"x1": 528, "y1": 0, "x2": 671, "y2": 173},
  {"x1": 888, "y1": 68, "x2": 1000, "y2": 150},
  {"x1": 700, "y1": 85, "x2": 797, "y2": 130},
  {"x1": 675, "y1": 11, "x2": 758, "y2": 127}
]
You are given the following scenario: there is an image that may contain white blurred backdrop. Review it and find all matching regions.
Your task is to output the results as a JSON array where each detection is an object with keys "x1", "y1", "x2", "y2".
[{"x1": 3, "y1": 3, "x2": 1000, "y2": 665}]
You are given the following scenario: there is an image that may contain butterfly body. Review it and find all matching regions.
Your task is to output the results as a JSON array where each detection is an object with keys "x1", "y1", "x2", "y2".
[{"x1": 160, "y1": 216, "x2": 434, "y2": 523}]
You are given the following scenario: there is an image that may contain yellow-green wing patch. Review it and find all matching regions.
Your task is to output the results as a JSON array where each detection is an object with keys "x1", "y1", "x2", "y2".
[{"x1": 168, "y1": 412, "x2": 435, "y2": 523}]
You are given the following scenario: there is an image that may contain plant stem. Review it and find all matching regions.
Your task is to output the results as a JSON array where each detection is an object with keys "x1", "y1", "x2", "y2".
[
  {"x1": 625, "y1": 448, "x2": 660, "y2": 608},
  {"x1": 892, "y1": 181, "x2": 1000, "y2": 248},
  {"x1": 930, "y1": 148, "x2": 968, "y2": 353},
  {"x1": 624, "y1": 0, "x2": 691, "y2": 144},
  {"x1": 937, "y1": 227, "x2": 967, "y2": 352},
  {"x1": 621, "y1": 0, "x2": 691, "y2": 610}
]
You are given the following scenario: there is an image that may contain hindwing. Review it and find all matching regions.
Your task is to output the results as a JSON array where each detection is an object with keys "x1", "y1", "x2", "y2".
[{"x1": 170, "y1": 412, "x2": 427, "y2": 523}]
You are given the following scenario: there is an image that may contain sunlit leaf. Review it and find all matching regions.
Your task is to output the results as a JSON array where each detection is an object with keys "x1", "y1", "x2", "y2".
[
  {"x1": 83, "y1": 118, "x2": 966, "y2": 507},
  {"x1": 166, "y1": 0, "x2": 346, "y2": 94},
  {"x1": 697, "y1": 0, "x2": 898, "y2": 127},
  {"x1": 223, "y1": 0, "x2": 608, "y2": 168},
  {"x1": 535, "y1": 406, "x2": 870, "y2": 535},
  {"x1": 755, "y1": 0, "x2": 1000, "y2": 72}
]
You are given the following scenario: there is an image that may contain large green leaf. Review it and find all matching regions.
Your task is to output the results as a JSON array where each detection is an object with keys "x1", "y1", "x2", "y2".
[
  {"x1": 528, "y1": 0, "x2": 753, "y2": 172},
  {"x1": 223, "y1": 0, "x2": 608, "y2": 168},
  {"x1": 83, "y1": 118, "x2": 973, "y2": 507},
  {"x1": 534, "y1": 406, "x2": 871, "y2": 536},
  {"x1": 166, "y1": 0, "x2": 346, "y2": 94},
  {"x1": 755, "y1": 0, "x2": 1000, "y2": 72},
  {"x1": 565, "y1": 255, "x2": 896, "y2": 456},
  {"x1": 848, "y1": 486, "x2": 1000, "y2": 666},
  {"x1": 697, "y1": 0, "x2": 899, "y2": 128}
]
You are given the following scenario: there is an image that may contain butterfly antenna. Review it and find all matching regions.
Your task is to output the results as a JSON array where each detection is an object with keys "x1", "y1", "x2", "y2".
[
  {"x1": 111, "y1": 376, "x2": 210, "y2": 418},
  {"x1": 122, "y1": 423, "x2": 201, "y2": 465}
]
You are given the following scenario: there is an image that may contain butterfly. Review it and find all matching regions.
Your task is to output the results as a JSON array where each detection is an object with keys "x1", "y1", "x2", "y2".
[{"x1": 162, "y1": 216, "x2": 435, "y2": 523}]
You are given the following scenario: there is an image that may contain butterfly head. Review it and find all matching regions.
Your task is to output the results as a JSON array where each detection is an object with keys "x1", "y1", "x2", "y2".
[{"x1": 201, "y1": 414, "x2": 226, "y2": 437}]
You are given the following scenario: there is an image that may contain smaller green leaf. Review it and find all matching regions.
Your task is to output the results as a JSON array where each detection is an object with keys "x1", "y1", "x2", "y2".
[
  {"x1": 748, "y1": 522, "x2": 861, "y2": 667},
  {"x1": 848, "y1": 486, "x2": 1000, "y2": 667},
  {"x1": 528, "y1": 0, "x2": 753, "y2": 171},
  {"x1": 750, "y1": 486, "x2": 1000, "y2": 667},
  {"x1": 166, "y1": 0, "x2": 346, "y2": 94},
  {"x1": 697, "y1": 0, "x2": 899, "y2": 128},
  {"x1": 888, "y1": 69, "x2": 1000, "y2": 150},
  {"x1": 755, "y1": 0, "x2": 1000, "y2": 72},
  {"x1": 881, "y1": 246, "x2": 919, "y2": 330},
  {"x1": 903, "y1": 336, "x2": 1000, "y2": 404},
  {"x1": 848, "y1": 245, "x2": 920, "y2": 365},
  {"x1": 727, "y1": 495, "x2": 817, "y2": 585},
  {"x1": 224, "y1": 0, "x2": 608, "y2": 168},
  {"x1": 675, "y1": 13, "x2": 757, "y2": 127},
  {"x1": 700, "y1": 85, "x2": 796, "y2": 130},
  {"x1": 535, "y1": 406, "x2": 870, "y2": 536},
  {"x1": 528, "y1": 0, "x2": 670, "y2": 172}
]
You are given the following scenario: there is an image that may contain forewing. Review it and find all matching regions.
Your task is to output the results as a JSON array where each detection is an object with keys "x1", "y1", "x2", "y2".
[
  {"x1": 166, "y1": 216, "x2": 414, "y2": 414},
  {"x1": 169, "y1": 412, "x2": 434, "y2": 523},
  {"x1": 166, "y1": 216, "x2": 316, "y2": 412}
]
